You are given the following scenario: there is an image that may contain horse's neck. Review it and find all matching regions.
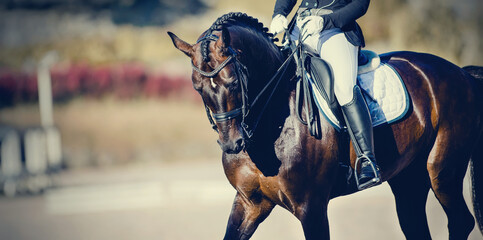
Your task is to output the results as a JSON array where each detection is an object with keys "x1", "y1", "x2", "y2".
[
  {"x1": 246, "y1": 53, "x2": 280, "y2": 84},
  {"x1": 252, "y1": 56, "x2": 292, "y2": 131},
  {"x1": 235, "y1": 31, "x2": 281, "y2": 82},
  {"x1": 245, "y1": 72, "x2": 291, "y2": 176}
]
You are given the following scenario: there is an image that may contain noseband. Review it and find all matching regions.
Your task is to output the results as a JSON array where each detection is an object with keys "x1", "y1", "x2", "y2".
[{"x1": 192, "y1": 34, "x2": 250, "y2": 135}]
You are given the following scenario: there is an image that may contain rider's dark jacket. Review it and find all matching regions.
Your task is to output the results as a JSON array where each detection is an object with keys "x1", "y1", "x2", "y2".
[{"x1": 273, "y1": 0, "x2": 369, "y2": 47}]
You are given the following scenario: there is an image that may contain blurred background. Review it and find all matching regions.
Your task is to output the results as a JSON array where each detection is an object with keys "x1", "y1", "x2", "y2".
[{"x1": 0, "y1": 0, "x2": 481, "y2": 239}]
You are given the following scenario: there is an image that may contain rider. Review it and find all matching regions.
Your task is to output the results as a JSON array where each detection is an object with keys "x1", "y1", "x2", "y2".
[{"x1": 269, "y1": 0, "x2": 381, "y2": 190}]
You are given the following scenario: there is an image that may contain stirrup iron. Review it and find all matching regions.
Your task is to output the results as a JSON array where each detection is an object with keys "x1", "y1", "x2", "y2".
[{"x1": 354, "y1": 155, "x2": 381, "y2": 190}]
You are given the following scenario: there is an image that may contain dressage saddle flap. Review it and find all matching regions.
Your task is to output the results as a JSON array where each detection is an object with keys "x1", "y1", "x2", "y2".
[{"x1": 303, "y1": 51, "x2": 343, "y2": 122}]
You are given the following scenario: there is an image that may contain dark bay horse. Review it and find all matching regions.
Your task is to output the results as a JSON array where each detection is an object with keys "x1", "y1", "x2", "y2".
[{"x1": 168, "y1": 12, "x2": 483, "y2": 240}]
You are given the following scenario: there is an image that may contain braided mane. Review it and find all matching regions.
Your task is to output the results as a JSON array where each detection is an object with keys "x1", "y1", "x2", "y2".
[{"x1": 201, "y1": 12, "x2": 275, "y2": 62}]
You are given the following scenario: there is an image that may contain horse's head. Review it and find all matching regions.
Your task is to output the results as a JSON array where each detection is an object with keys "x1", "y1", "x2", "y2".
[
  {"x1": 168, "y1": 12, "x2": 286, "y2": 155},
  {"x1": 168, "y1": 27, "x2": 247, "y2": 154}
]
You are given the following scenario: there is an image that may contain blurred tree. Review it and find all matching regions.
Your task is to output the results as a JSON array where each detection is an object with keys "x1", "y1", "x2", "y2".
[
  {"x1": 1, "y1": 0, "x2": 209, "y2": 26},
  {"x1": 0, "y1": 0, "x2": 480, "y2": 67},
  {"x1": 111, "y1": 0, "x2": 209, "y2": 26}
]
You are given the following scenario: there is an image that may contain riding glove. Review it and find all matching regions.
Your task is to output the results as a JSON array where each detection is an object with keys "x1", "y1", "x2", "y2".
[
  {"x1": 269, "y1": 14, "x2": 288, "y2": 35},
  {"x1": 298, "y1": 16, "x2": 324, "y2": 40}
]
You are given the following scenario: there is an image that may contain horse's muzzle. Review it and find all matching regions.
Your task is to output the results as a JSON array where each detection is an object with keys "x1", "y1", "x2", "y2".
[{"x1": 217, "y1": 137, "x2": 245, "y2": 154}]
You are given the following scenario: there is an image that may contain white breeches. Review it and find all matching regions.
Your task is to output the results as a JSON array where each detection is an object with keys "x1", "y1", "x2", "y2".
[{"x1": 291, "y1": 28, "x2": 359, "y2": 105}]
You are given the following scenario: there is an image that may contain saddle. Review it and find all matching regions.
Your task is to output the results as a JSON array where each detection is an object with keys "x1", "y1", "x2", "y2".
[
  {"x1": 296, "y1": 45, "x2": 341, "y2": 138},
  {"x1": 294, "y1": 43, "x2": 382, "y2": 138}
]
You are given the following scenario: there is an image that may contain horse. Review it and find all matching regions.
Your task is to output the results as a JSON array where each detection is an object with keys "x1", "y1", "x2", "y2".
[{"x1": 168, "y1": 12, "x2": 483, "y2": 240}]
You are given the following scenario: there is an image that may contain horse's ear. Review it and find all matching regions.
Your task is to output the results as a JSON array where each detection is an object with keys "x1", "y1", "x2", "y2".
[
  {"x1": 167, "y1": 31, "x2": 193, "y2": 57},
  {"x1": 215, "y1": 27, "x2": 231, "y2": 55}
]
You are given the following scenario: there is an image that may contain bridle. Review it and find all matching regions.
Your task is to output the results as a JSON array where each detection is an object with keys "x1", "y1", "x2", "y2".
[
  {"x1": 192, "y1": 34, "x2": 250, "y2": 135},
  {"x1": 192, "y1": 34, "x2": 294, "y2": 139}
]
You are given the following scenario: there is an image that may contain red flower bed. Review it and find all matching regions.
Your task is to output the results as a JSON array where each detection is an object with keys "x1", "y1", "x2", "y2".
[{"x1": 0, "y1": 63, "x2": 196, "y2": 106}]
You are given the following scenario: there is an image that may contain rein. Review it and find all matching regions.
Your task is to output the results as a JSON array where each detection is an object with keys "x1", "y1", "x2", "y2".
[{"x1": 194, "y1": 34, "x2": 295, "y2": 138}]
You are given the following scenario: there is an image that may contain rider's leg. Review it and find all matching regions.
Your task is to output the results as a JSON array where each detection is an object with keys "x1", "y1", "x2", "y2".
[
  {"x1": 318, "y1": 33, "x2": 381, "y2": 190},
  {"x1": 317, "y1": 33, "x2": 357, "y2": 105}
]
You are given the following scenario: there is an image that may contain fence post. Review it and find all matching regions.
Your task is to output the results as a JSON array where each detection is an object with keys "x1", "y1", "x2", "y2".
[
  {"x1": 45, "y1": 126, "x2": 62, "y2": 170},
  {"x1": 37, "y1": 51, "x2": 63, "y2": 171},
  {"x1": 37, "y1": 51, "x2": 58, "y2": 128},
  {"x1": 24, "y1": 128, "x2": 49, "y2": 194},
  {"x1": 0, "y1": 127, "x2": 22, "y2": 197}
]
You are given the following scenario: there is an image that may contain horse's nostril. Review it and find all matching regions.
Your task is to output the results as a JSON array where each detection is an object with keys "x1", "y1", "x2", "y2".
[
  {"x1": 218, "y1": 138, "x2": 245, "y2": 154},
  {"x1": 234, "y1": 138, "x2": 245, "y2": 151},
  {"x1": 235, "y1": 138, "x2": 244, "y2": 148}
]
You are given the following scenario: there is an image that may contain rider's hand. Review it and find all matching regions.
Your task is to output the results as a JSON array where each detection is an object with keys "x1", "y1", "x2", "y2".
[
  {"x1": 299, "y1": 16, "x2": 324, "y2": 39},
  {"x1": 269, "y1": 14, "x2": 288, "y2": 35}
]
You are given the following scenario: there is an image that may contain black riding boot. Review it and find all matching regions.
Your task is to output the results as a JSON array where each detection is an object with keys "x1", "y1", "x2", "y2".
[{"x1": 341, "y1": 85, "x2": 381, "y2": 190}]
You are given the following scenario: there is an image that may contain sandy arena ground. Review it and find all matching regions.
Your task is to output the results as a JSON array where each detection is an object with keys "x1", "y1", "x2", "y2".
[{"x1": 0, "y1": 160, "x2": 481, "y2": 240}]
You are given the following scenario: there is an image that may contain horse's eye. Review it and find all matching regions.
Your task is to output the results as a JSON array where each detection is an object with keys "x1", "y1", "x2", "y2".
[{"x1": 227, "y1": 79, "x2": 239, "y2": 91}]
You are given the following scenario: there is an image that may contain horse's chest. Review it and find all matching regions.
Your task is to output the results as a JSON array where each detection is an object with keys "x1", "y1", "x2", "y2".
[{"x1": 274, "y1": 118, "x2": 305, "y2": 160}]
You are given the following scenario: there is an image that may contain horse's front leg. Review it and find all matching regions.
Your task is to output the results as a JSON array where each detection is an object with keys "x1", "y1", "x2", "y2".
[
  {"x1": 295, "y1": 201, "x2": 330, "y2": 240},
  {"x1": 223, "y1": 192, "x2": 275, "y2": 240}
]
